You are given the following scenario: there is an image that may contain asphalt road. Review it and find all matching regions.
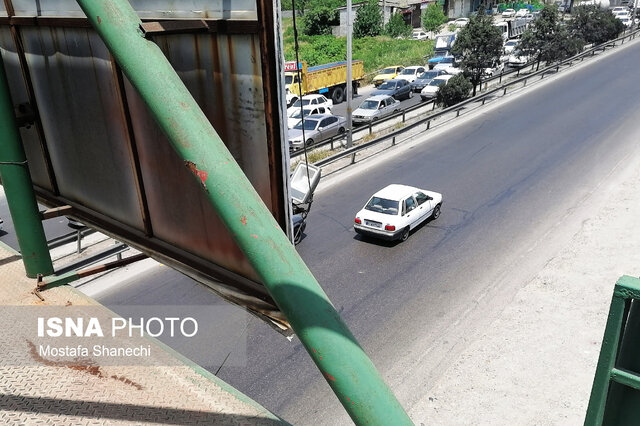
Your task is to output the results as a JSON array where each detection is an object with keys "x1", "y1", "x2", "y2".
[{"x1": 78, "y1": 38, "x2": 640, "y2": 425}]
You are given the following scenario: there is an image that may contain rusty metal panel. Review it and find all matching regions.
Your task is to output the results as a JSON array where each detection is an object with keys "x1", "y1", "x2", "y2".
[
  {"x1": 0, "y1": 1, "x2": 290, "y2": 316},
  {"x1": 8, "y1": 1, "x2": 257, "y2": 19},
  {"x1": 0, "y1": 26, "x2": 52, "y2": 190},
  {"x1": 123, "y1": 32, "x2": 269, "y2": 280},
  {"x1": 19, "y1": 26, "x2": 145, "y2": 230}
]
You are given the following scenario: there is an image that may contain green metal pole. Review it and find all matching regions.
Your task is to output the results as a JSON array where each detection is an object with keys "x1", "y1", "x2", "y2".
[
  {"x1": 0, "y1": 52, "x2": 53, "y2": 278},
  {"x1": 75, "y1": 1, "x2": 412, "y2": 424}
]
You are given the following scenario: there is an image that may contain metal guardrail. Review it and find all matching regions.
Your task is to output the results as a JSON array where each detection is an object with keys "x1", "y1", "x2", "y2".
[{"x1": 306, "y1": 27, "x2": 639, "y2": 168}]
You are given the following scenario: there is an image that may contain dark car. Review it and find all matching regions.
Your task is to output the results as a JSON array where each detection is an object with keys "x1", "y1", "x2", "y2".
[
  {"x1": 410, "y1": 69, "x2": 448, "y2": 92},
  {"x1": 371, "y1": 79, "x2": 413, "y2": 101},
  {"x1": 292, "y1": 213, "x2": 306, "y2": 244}
]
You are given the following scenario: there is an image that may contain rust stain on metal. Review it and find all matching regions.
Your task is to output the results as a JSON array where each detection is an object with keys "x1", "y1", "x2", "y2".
[
  {"x1": 324, "y1": 372, "x2": 337, "y2": 382},
  {"x1": 26, "y1": 340, "x2": 143, "y2": 390},
  {"x1": 185, "y1": 160, "x2": 209, "y2": 190},
  {"x1": 97, "y1": 16, "x2": 102, "y2": 24},
  {"x1": 241, "y1": 216, "x2": 247, "y2": 225}
]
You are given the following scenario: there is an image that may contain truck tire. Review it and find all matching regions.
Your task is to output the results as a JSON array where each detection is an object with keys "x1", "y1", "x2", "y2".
[
  {"x1": 352, "y1": 81, "x2": 359, "y2": 96},
  {"x1": 331, "y1": 86, "x2": 345, "y2": 104}
]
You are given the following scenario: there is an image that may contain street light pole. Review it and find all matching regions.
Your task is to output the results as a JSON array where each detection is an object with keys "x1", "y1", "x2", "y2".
[{"x1": 346, "y1": 0, "x2": 353, "y2": 149}]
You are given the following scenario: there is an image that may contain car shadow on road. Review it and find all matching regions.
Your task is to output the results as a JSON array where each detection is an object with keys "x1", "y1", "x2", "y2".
[{"x1": 352, "y1": 214, "x2": 439, "y2": 247}]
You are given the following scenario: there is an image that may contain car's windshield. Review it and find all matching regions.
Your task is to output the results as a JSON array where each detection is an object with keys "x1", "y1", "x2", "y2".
[
  {"x1": 429, "y1": 79, "x2": 447, "y2": 87},
  {"x1": 381, "y1": 68, "x2": 396, "y2": 74},
  {"x1": 359, "y1": 100, "x2": 380, "y2": 110},
  {"x1": 440, "y1": 57, "x2": 454, "y2": 64},
  {"x1": 291, "y1": 98, "x2": 311, "y2": 109},
  {"x1": 505, "y1": 41, "x2": 517, "y2": 47},
  {"x1": 417, "y1": 71, "x2": 440, "y2": 80},
  {"x1": 400, "y1": 68, "x2": 415, "y2": 75},
  {"x1": 290, "y1": 109, "x2": 314, "y2": 119},
  {"x1": 378, "y1": 81, "x2": 397, "y2": 90},
  {"x1": 293, "y1": 119, "x2": 319, "y2": 131},
  {"x1": 365, "y1": 197, "x2": 399, "y2": 215}
]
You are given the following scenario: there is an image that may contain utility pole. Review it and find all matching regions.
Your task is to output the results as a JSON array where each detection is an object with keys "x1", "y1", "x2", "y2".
[{"x1": 346, "y1": 0, "x2": 353, "y2": 149}]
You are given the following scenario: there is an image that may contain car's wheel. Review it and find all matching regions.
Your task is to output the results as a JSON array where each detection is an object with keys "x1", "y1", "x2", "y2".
[
  {"x1": 306, "y1": 138, "x2": 314, "y2": 146},
  {"x1": 338, "y1": 127, "x2": 346, "y2": 134},
  {"x1": 431, "y1": 204, "x2": 441, "y2": 220},
  {"x1": 331, "y1": 86, "x2": 345, "y2": 104},
  {"x1": 400, "y1": 227, "x2": 410, "y2": 242},
  {"x1": 408, "y1": 90, "x2": 413, "y2": 99},
  {"x1": 293, "y1": 223, "x2": 305, "y2": 244}
]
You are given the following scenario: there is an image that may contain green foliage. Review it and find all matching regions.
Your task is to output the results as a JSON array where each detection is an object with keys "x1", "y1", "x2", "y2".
[
  {"x1": 422, "y1": 4, "x2": 447, "y2": 33},
  {"x1": 292, "y1": 35, "x2": 346, "y2": 65},
  {"x1": 384, "y1": 12, "x2": 412, "y2": 38},
  {"x1": 450, "y1": 9, "x2": 503, "y2": 95},
  {"x1": 303, "y1": 6, "x2": 338, "y2": 36},
  {"x1": 436, "y1": 74, "x2": 472, "y2": 107},
  {"x1": 569, "y1": 5, "x2": 625, "y2": 46},
  {"x1": 354, "y1": 0, "x2": 383, "y2": 38},
  {"x1": 519, "y1": 5, "x2": 583, "y2": 65},
  {"x1": 283, "y1": 11, "x2": 433, "y2": 76}
]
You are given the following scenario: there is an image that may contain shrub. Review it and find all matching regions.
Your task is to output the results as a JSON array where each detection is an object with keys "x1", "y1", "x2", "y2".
[
  {"x1": 354, "y1": 0, "x2": 383, "y2": 38},
  {"x1": 422, "y1": 4, "x2": 447, "y2": 33},
  {"x1": 384, "y1": 12, "x2": 412, "y2": 38},
  {"x1": 303, "y1": 6, "x2": 338, "y2": 36},
  {"x1": 436, "y1": 74, "x2": 472, "y2": 107}
]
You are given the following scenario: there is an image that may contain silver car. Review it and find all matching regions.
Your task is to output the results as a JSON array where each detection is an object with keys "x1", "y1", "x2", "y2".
[
  {"x1": 287, "y1": 114, "x2": 347, "y2": 150},
  {"x1": 352, "y1": 95, "x2": 400, "y2": 125}
]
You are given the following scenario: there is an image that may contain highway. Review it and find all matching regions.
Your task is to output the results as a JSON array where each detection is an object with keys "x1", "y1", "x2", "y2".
[{"x1": 10, "y1": 38, "x2": 640, "y2": 424}]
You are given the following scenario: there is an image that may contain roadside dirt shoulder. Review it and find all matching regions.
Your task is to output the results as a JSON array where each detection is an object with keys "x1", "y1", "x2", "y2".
[{"x1": 409, "y1": 131, "x2": 640, "y2": 424}]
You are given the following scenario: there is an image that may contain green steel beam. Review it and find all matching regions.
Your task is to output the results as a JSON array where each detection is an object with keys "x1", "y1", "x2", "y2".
[
  {"x1": 0, "y1": 51, "x2": 53, "y2": 278},
  {"x1": 610, "y1": 368, "x2": 640, "y2": 391},
  {"x1": 74, "y1": 1, "x2": 412, "y2": 424}
]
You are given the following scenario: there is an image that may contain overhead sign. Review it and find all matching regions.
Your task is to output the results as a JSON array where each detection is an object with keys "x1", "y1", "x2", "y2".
[{"x1": 0, "y1": 0, "x2": 291, "y2": 324}]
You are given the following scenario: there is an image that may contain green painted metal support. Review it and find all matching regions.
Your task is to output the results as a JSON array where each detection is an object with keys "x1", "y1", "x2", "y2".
[
  {"x1": 74, "y1": 1, "x2": 412, "y2": 424},
  {"x1": 0, "y1": 51, "x2": 53, "y2": 278},
  {"x1": 585, "y1": 275, "x2": 640, "y2": 426}
]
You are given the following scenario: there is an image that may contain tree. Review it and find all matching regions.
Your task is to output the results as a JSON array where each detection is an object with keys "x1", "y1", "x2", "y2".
[
  {"x1": 303, "y1": 6, "x2": 339, "y2": 36},
  {"x1": 519, "y1": 5, "x2": 583, "y2": 69},
  {"x1": 421, "y1": 4, "x2": 447, "y2": 34},
  {"x1": 384, "y1": 12, "x2": 412, "y2": 39},
  {"x1": 569, "y1": 5, "x2": 625, "y2": 46},
  {"x1": 450, "y1": 9, "x2": 503, "y2": 96},
  {"x1": 436, "y1": 74, "x2": 472, "y2": 107},
  {"x1": 354, "y1": 0, "x2": 383, "y2": 38}
]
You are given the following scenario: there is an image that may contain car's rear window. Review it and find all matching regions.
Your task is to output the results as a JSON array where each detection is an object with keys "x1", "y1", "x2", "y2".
[{"x1": 365, "y1": 197, "x2": 399, "y2": 215}]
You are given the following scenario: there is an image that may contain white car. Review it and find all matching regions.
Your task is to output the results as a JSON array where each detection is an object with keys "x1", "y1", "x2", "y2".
[
  {"x1": 287, "y1": 105, "x2": 331, "y2": 129},
  {"x1": 286, "y1": 92, "x2": 299, "y2": 108},
  {"x1": 287, "y1": 94, "x2": 333, "y2": 115},
  {"x1": 354, "y1": 184, "x2": 443, "y2": 242},
  {"x1": 452, "y1": 18, "x2": 469, "y2": 27},
  {"x1": 410, "y1": 30, "x2": 429, "y2": 40},
  {"x1": 433, "y1": 57, "x2": 463, "y2": 76},
  {"x1": 502, "y1": 8, "x2": 516, "y2": 18},
  {"x1": 503, "y1": 39, "x2": 519, "y2": 55},
  {"x1": 507, "y1": 51, "x2": 530, "y2": 68},
  {"x1": 352, "y1": 95, "x2": 400, "y2": 124},
  {"x1": 483, "y1": 62, "x2": 505, "y2": 77},
  {"x1": 396, "y1": 66, "x2": 427, "y2": 83},
  {"x1": 619, "y1": 17, "x2": 632, "y2": 27},
  {"x1": 420, "y1": 74, "x2": 454, "y2": 101},
  {"x1": 514, "y1": 9, "x2": 530, "y2": 18}
]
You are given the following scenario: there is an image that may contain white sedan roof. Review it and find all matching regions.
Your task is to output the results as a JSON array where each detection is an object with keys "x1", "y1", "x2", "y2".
[{"x1": 373, "y1": 184, "x2": 422, "y2": 201}]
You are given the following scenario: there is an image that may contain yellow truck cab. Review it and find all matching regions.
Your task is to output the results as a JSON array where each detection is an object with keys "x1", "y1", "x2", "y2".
[
  {"x1": 285, "y1": 60, "x2": 365, "y2": 104},
  {"x1": 372, "y1": 66, "x2": 404, "y2": 87}
]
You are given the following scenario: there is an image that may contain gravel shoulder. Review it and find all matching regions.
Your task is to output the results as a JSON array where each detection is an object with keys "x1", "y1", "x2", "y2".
[{"x1": 408, "y1": 112, "x2": 640, "y2": 425}]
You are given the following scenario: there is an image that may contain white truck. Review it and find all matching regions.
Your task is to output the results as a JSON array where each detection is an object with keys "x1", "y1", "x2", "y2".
[{"x1": 494, "y1": 17, "x2": 528, "y2": 41}]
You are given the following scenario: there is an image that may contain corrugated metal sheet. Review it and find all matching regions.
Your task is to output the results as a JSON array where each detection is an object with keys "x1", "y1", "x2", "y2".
[
  {"x1": 8, "y1": 0, "x2": 257, "y2": 19},
  {"x1": 0, "y1": 1, "x2": 289, "y2": 313}
]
